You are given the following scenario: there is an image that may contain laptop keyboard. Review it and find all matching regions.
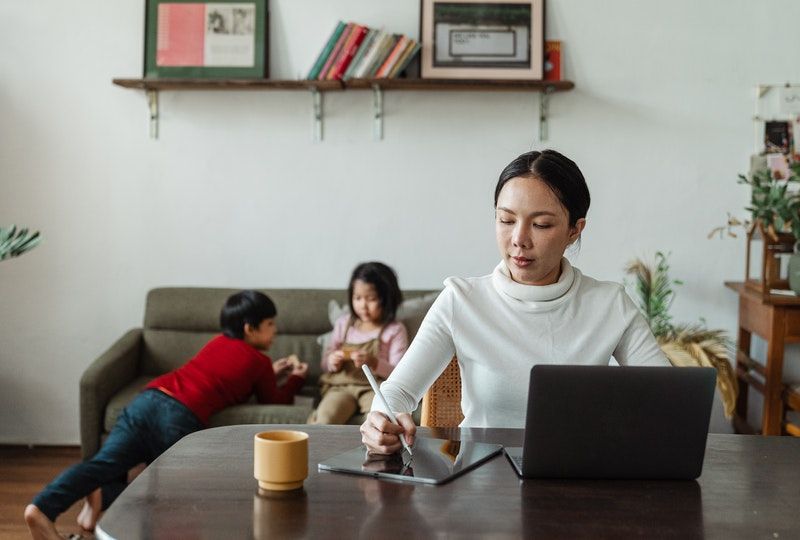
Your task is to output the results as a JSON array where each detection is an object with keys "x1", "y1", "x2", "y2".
[{"x1": 509, "y1": 453, "x2": 523, "y2": 470}]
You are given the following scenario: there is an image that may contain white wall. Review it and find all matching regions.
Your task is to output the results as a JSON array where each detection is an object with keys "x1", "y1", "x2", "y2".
[{"x1": 2, "y1": 0, "x2": 799, "y2": 444}]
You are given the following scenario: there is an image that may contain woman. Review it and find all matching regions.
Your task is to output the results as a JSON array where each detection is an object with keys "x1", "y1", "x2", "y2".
[{"x1": 360, "y1": 149, "x2": 669, "y2": 454}]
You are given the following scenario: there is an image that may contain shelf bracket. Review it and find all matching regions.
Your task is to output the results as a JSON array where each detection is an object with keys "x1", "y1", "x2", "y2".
[
  {"x1": 311, "y1": 88, "x2": 323, "y2": 142},
  {"x1": 372, "y1": 85, "x2": 384, "y2": 141},
  {"x1": 147, "y1": 89, "x2": 159, "y2": 140},
  {"x1": 538, "y1": 86, "x2": 554, "y2": 141}
]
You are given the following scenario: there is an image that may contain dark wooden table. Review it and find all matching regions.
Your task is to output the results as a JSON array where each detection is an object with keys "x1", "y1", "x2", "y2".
[{"x1": 95, "y1": 425, "x2": 800, "y2": 539}]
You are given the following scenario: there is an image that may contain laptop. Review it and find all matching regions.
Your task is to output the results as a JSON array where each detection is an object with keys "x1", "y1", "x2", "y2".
[{"x1": 505, "y1": 365, "x2": 716, "y2": 480}]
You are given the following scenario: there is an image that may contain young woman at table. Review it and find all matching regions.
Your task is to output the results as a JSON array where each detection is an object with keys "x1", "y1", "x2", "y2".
[{"x1": 360, "y1": 149, "x2": 670, "y2": 454}]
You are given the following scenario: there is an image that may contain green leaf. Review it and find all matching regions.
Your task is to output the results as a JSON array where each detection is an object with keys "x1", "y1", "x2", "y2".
[{"x1": 0, "y1": 225, "x2": 42, "y2": 261}]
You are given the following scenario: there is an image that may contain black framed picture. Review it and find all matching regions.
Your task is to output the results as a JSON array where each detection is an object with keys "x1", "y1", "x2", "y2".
[
  {"x1": 144, "y1": 0, "x2": 268, "y2": 79},
  {"x1": 420, "y1": 0, "x2": 544, "y2": 80}
]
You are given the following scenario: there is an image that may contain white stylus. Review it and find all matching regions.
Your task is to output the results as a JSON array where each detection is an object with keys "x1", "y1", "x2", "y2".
[{"x1": 362, "y1": 364, "x2": 414, "y2": 457}]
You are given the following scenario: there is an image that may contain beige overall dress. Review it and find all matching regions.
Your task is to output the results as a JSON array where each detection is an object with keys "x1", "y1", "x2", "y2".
[{"x1": 309, "y1": 319, "x2": 385, "y2": 424}]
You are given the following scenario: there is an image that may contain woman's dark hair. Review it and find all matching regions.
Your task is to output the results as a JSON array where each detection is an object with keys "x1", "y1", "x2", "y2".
[
  {"x1": 494, "y1": 149, "x2": 591, "y2": 227},
  {"x1": 348, "y1": 262, "x2": 403, "y2": 325},
  {"x1": 220, "y1": 290, "x2": 277, "y2": 339}
]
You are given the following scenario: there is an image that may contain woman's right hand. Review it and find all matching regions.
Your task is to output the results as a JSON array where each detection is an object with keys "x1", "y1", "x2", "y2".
[
  {"x1": 360, "y1": 411, "x2": 416, "y2": 455},
  {"x1": 328, "y1": 350, "x2": 346, "y2": 372}
]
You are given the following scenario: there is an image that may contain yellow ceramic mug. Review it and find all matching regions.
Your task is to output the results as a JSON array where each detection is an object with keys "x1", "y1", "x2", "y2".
[{"x1": 253, "y1": 430, "x2": 309, "y2": 491}]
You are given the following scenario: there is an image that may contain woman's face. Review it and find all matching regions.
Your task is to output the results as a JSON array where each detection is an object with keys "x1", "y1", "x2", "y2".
[{"x1": 495, "y1": 176, "x2": 585, "y2": 286}]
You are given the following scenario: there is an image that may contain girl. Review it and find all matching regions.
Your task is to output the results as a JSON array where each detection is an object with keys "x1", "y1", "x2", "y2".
[
  {"x1": 361, "y1": 149, "x2": 671, "y2": 454},
  {"x1": 310, "y1": 262, "x2": 409, "y2": 424}
]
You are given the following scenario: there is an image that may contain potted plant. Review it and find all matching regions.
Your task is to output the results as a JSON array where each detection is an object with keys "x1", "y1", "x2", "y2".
[
  {"x1": 710, "y1": 162, "x2": 800, "y2": 294},
  {"x1": 625, "y1": 252, "x2": 737, "y2": 418},
  {"x1": 0, "y1": 225, "x2": 41, "y2": 261}
]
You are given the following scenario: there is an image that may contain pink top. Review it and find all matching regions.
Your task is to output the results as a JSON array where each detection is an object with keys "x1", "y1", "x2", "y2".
[{"x1": 322, "y1": 315, "x2": 409, "y2": 379}]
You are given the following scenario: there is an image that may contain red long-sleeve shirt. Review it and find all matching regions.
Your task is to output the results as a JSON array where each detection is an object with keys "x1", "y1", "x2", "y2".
[{"x1": 146, "y1": 335, "x2": 305, "y2": 425}]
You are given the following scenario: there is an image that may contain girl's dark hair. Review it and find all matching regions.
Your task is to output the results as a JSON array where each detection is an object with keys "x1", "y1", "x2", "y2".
[
  {"x1": 348, "y1": 261, "x2": 403, "y2": 325},
  {"x1": 220, "y1": 290, "x2": 277, "y2": 339},
  {"x1": 494, "y1": 149, "x2": 591, "y2": 227}
]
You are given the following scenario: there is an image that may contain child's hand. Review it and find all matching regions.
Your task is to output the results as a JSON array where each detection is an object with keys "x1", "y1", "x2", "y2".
[
  {"x1": 351, "y1": 351, "x2": 373, "y2": 369},
  {"x1": 291, "y1": 362, "x2": 309, "y2": 378},
  {"x1": 328, "y1": 351, "x2": 346, "y2": 372},
  {"x1": 272, "y1": 357, "x2": 292, "y2": 374},
  {"x1": 274, "y1": 355, "x2": 301, "y2": 375}
]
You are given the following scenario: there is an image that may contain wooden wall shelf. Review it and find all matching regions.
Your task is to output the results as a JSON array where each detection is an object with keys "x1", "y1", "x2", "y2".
[{"x1": 112, "y1": 77, "x2": 575, "y2": 140}]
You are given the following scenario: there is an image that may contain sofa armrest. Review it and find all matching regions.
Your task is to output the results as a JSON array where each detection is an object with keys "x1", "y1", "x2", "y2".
[{"x1": 80, "y1": 328, "x2": 143, "y2": 459}]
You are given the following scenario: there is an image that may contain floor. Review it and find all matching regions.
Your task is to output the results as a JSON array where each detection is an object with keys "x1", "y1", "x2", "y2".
[{"x1": 0, "y1": 446, "x2": 93, "y2": 540}]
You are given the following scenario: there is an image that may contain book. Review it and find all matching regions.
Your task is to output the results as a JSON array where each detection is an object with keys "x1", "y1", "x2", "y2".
[
  {"x1": 306, "y1": 21, "x2": 346, "y2": 80},
  {"x1": 318, "y1": 22, "x2": 354, "y2": 80},
  {"x1": 375, "y1": 36, "x2": 409, "y2": 78},
  {"x1": 544, "y1": 41, "x2": 561, "y2": 81},
  {"x1": 365, "y1": 34, "x2": 399, "y2": 78},
  {"x1": 343, "y1": 28, "x2": 378, "y2": 80},
  {"x1": 352, "y1": 30, "x2": 387, "y2": 79},
  {"x1": 389, "y1": 41, "x2": 420, "y2": 78},
  {"x1": 327, "y1": 24, "x2": 368, "y2": 80}
]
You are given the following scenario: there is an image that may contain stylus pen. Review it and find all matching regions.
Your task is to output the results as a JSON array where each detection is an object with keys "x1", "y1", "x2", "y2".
[{"x1": 361, "y1": 364, "x2": 414, "y2": 457}]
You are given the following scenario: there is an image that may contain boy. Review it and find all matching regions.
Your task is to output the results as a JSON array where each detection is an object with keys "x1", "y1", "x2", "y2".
[{"x1": 25, "y1": 290, "x2": 308, "y2": 539}]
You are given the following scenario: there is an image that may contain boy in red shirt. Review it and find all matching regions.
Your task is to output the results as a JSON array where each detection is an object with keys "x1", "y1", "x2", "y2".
[{"x1": 25, "y1": 290, "x2": 308, "y2": 539}]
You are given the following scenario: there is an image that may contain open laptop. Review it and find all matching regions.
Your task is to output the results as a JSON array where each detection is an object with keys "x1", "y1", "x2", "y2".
[{"x1": 505, "y1": 365, "x2": 716, "y2": 480}]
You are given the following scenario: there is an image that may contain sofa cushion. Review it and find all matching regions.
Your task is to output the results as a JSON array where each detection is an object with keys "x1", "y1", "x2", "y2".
[
  {"x1": 141, "y1": 330, "x2": 217, "y2": 375},
  {"x1": 104, "y1": 376, "x2": 154, "y2": 432},
  {"x1": 144, "y1": 288, "x2": 351, "y2": 334},
  {"x1": 104, "y1": 377, "x2": 317, "y2": 432},
  {"x1": 208, "y1": 403, "x2": 313, "y2": 426},
  {"x1": 140, "y1": 330, "x2": 325, "y2": 383}
]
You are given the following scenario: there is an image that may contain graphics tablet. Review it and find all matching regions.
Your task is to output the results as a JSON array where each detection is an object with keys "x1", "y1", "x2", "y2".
[{"x1": 318, "y1": 437, "x2": 502, "y2": 485}]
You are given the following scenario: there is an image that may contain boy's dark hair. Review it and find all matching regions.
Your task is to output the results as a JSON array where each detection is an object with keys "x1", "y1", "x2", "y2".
[
  {"x1": 220, "y1": 290, "x2": 277, "y2": 339},
  {"x1": 494, "y1": 149, "x2": 591, "y2": 227},
  {"x1": 348, "y1": 262, "x2": 403, "y2": 325}
]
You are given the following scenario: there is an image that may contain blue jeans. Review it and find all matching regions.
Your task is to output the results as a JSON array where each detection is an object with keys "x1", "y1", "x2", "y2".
[{"x1": 33, "y1": 389, "x2": 204, "y2": 522}]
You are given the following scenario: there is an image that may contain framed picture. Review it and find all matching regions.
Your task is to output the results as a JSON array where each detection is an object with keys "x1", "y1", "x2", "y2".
[
  {"x1": 420, "y1": 0, "x2": 544, "y2": 80},
  {"x1": 144, "y1": 0, "x2": 268, "y2": 79}
]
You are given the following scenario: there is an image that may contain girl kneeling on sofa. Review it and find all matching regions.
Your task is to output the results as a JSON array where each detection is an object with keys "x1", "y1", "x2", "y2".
[
  {"x1": 25, "y1": 290, "x2": 308, "y2": 540},
  {"x1": 309, "y1": 262, "x2": 409, "y2": 425}
]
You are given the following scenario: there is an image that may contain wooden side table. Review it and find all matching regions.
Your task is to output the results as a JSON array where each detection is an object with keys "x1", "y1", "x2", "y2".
[{"x1": 725, "y1": 282, "x2": 800, "y2": 436}]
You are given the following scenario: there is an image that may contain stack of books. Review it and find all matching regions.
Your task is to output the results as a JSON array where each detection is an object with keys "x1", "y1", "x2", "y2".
[{"x1": 306, "y1": 21, "x2": 421, "y2": 81}]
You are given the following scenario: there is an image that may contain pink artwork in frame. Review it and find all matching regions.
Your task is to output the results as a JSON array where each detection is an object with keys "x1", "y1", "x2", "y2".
[{"x1": 156, "y1": 3, "x2": 205, "y2": 67}]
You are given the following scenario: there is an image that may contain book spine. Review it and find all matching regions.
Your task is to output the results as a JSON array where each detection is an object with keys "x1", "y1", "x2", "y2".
[
  {"x1": 366, "y1": 34, "x2": 399, "y2": 78},
  {"x1": 343, "y1": 28, "x2": 376, "y2": 80},
  {"x1": 318, "y1": 22, "x2": 353, "y2": 80},
  {"x1": 544, "y1": 41, "x2": 561, "y2": 81},
  {"x1": 389, "y1": 40, "x2": 419, "y2": 78},
  {"x1": 353, "y1": 30, "x2": 386, "y2": 79},
  {"x1": 307, "y1": 21, "x2": 346, "y2": 80},
  {"x1": 327, "y1": 24, "x2": 368, "y2": 81},
  {"x1": 375, "y1": 36, "x2": 408, "y2": 78}
]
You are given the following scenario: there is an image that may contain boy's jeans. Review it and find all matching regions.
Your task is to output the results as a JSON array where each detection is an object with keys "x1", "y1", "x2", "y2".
[{"x1": 33, "y1": 388, "x2": 204, "y2": 521}]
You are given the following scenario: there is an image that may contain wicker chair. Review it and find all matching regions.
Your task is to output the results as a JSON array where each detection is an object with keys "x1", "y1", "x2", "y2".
[{"x1": 420, "y1": 357, "x2": 464, "y2": 427}]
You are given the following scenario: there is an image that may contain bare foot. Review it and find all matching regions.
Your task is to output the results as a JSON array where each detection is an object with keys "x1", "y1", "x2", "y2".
[
  {"x1": 24, "y1": 504, "x2": 61, "y2": 540},
  {"x1": 76, "y1": 488, "x2": 102, "y2": 531}
]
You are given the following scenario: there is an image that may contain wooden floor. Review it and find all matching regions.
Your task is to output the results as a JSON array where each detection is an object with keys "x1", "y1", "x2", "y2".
[{"x1": 0, "y1": 446, "x2": 94, "y2": 540}]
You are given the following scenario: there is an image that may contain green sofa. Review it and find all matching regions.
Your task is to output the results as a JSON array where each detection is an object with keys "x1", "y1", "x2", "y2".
[{"x1": 79, "y1": 287, "x2": 437, "y2": 459}]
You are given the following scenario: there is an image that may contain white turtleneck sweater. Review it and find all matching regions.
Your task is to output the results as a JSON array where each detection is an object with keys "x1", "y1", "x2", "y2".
[{"x1": 374, "y1": 259, "x2": 670, "y2": 428}]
